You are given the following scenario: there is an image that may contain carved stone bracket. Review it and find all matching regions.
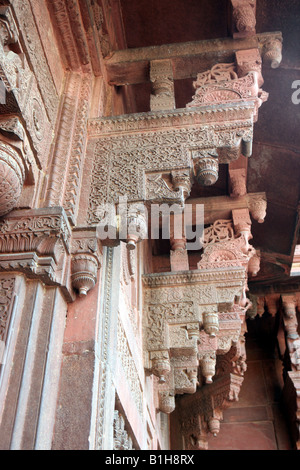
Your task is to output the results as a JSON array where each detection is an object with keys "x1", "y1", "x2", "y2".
[
  {"x1": 229, "y1": 167, "x2": 247, "y2": 198},
  {"x1": 142, "y1": 267, "x2": 246, "y2": 414},
  {"x1": 281, "y1": 294, "x2": 300, "y2": 372},
  {"x1": 198, "y1": 214, "x2": 259, "y2": 278},
  {"x1": 0, "y1": 207, "x2": 73, "y2": 299},
  {"x1": 187, "y1": 63, "x2": 268, "y2": 123},
  {"x1": 231, "y1": 0, "x2": 256, "y2": 38},
  {"x1": 261, "y1": 37, "x2": 283, "y2": 69},
  {"x1": 282, "y1": 371, "x2": 300, "y2": 450}
]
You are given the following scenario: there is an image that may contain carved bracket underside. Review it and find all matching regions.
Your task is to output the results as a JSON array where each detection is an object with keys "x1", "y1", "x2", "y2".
[
  {"x1": 0, "y1": 208, "x2": 102, "y2": 301},
  {"x1": 0, "y1": 4, "x2": 56, "y2": 166},
  {"x1": 142, "y1": 213, "x2": 260, "y2": 449},
  {"x1": 87, "y1": 102, "x2": 256, "y2": 227},
  {"x1": 178, "y1": 369, "x2": 245, "y2": 450}
]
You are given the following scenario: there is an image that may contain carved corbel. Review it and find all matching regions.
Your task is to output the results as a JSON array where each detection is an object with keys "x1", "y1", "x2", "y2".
[
  {"x1": 231, "y1": 0, "x2": 256, "y2": 38},
  {"x1": 193, "y1": 149, "x2": 219, "y2": 186},
  {"x1": 170, "y1": 212, "x2": 189, "y2": 272},
  {"x1": 123, "y1": 203, "x2": 148, "y2": 251},
  {"x1": 150, "y1": 350, "x2": 171, "y2": 384},
  {"x1": 0, "y1": 5, "x2": 19, "y2": 47},
  {"x1": 0, "y1": 116, "x2": 36, "y2": 217},
  {"x1": 0, "y1": 207, "x2": 73, "y2": 299},
  {"x1": 261, "y1": 38, "x2": 283, "y2": 69},
  {"x1": 282, "y1": 295, "x2": 298, "y2": 339},
  {"x1": 281, "y1": 295, "x2": 300, "y2": 371},
  {"x1": 232, "y1": 208, "x2": 252, "y2": 248},
  {"x1": 264, "y1": 293, "x2": 280, "y2": 316},
  {"x1": 178, "y1": 372, "x2": 244, "y2": 449},
  {"x1": 158, "y1": 391, "x2": 175, "y2": 414},
  {"x1": 96, "y1": 201, "x2": 148, "y2": 251},
  {"x1": 143, "y1": 268, "x2": 245, "y2": 414},
  {"x1": 246, "y1": 294, "x2": 265, "y2": 319},
  {"x1": 202, "y1": 311, "x2": 219, "y2": 338},
  {"x1": 171, "y1": 170, "x2": 192, "y2": 206},
  {"x1": 71, "y1": 228, "x2": 102, "y2": 297},
  {"x1": 199, "y1": 352, "x2": 217, "y2": 383},
  {"x1": 150, "y1": 59, "x2": 176, "y2": 111}
]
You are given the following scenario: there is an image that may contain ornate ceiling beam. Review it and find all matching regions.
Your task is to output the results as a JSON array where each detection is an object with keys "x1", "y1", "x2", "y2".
[{"x1": 105, "y1": 31, "x2": 282, "y2": 86}]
